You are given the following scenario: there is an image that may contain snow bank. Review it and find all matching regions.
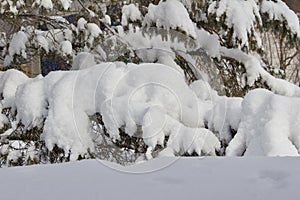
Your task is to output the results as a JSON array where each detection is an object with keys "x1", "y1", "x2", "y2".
[{"x1": 227, "y1": 89, "x2": 300, "y2": 156}]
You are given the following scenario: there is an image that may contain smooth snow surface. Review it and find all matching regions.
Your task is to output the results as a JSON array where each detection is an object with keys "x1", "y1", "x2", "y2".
[{"x1": 0, "y1": 157, "x2": 299, "y2": 200}]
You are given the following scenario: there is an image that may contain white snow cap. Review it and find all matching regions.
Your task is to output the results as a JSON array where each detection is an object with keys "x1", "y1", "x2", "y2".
[
  {"x1": 121, "y1": 4, "x2": 142, "y2": 26},
  {"x1": 143, "y1": 0, "x2": 196, "y2": 38},
  {"x1": 35, "y1": 0, "x2": 54, "y2": 10},
  {"x1": 261, "y1": 0, "x2": 300, "y2": 37},
  {"x1": 208, "y1": 0, "x2": 262, "y2": 48},
  {"x1": 4, "y1": 31, "x2": 28, "y2": 66},
  {"x1": 60, "y1": 40, "x2": 72, "y2": 57},
  {"x1": 60, "y1": 0, "x2": 72, "y2": 10}
]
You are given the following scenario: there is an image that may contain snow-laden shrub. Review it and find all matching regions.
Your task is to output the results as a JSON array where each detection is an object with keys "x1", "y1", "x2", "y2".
[
  {"x1": 227, "y1": 89, "x2": 300, "y2": 156},
  {"x1": 207, "y1": 96, "x2": 242, "y2": 149},
  {"x1": 1, "y1": 0, "x2": 300, "y2": 167},
  {"x1": 207, "y1": 0, "x2": 262, "y2": 50},
  {"x1": 0, "y1": 62, "x2": 221, "y2": 165},
  {"x1": 2, "y1": 67, "x2": 300, "y2": 166},
  {"x1": 121, "y1": 4, "x2": 142, "y2": 26}
]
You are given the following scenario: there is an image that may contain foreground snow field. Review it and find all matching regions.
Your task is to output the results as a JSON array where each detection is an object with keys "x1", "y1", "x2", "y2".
[{"x1": 0, "y1": 157, "x2": 299, "y2": 200}]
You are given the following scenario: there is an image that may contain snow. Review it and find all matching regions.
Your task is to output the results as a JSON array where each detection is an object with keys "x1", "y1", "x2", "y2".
[
  {"x1": 0, "y1": 157, "x2": 300, "y2": 200},
  {"x1": 0, "y1": 62, "x2": 220, "y2": 159},
  {"x1": 2, "y1": 59, "x2": 300, "y2": 158},
  {"x1": 0, "y1": 69, "x2": 29, "y2": 109},
  {"x1": 4, "y1": 31, "x2": 28, "y2": 66},
  {"x1": 227, "y1": 89, "x2": 300, "y2": 156},
  {"x1": 60, "y1": 40, "x2": 72, "y2": 56},
  {"x1": 220, "y1": 47, "x2": 300, "y2": 97},
  {"x1": 117, "y1": 25, "x2": 192, "y2": 71},
  {"x1": 35, "y1": 29, "x2": 67, "y2": 54},
  {"x1": 71, "y1": 52, "x2": 96, "y2": 70},
  {"x1": 208, "y1": 0, "x2": 262, "y2": 48},
  {"x1": 75, "y1": 18, "x2": 104, "y2": 55},
  {"x1": 195, "y1": 28, "x2": 221, "y2": 58},
  {"x1": 121, "y1": 4, "x2": 142, "y2": 26},
  {"x1": 1, "y1": 0, "x2": 300, "y2": 160},
  {"x1": 7, "y1": 0, "x2": 18, "y2": 14},
  {"x1": 87, "y1": 23, "x2": 102, "y2": 38},
  {"x1": 60, "y1": 0, "x2": 71, "y2": 10},
  {"x1": 86, "y1": 23, "x2": 102, "y2": 47},
  {"x1": 164, "y1": 117, "x2": 220, "y2": 156},
  {"x1": 261, "y1": 0, "x2": 300, "y2": 37},
  {"x1": 104, "y1": 15, "x2": 111, "y2": 25},
  {"x1": 189, "y1": 79, "x2": 218, "y2": 101},
  {"x1": 77, "y1": 17, "x2": 87, "y2": 31},
  {"x1": 6, "y1": 149, "x2": 21, "y2": 163},
  {"x1": 36, "y1": 34, "x2": 49, "y2": 53},
  {"x1": 207, "y1": 96, "x2": 243, "y2": 145},
  {"x1": 143, "y1": 0, "x2": 196, "y2": 38},
  {"x1": 35, "y1": 0, "x2": 53, "y2": 10},
  {"x1": 15, "y1": 76, "x2": 47, "y2": 129}
]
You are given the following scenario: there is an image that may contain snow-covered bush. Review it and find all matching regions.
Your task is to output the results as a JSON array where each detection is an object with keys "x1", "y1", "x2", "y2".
[
  {"x1": 1, "y1": 0, "x2": 300, "y2": 167},
  {"x1": 227, "y1": 89, "x2": 300, "y2": 156},
  {"x1": 189, "y1": 0, "x2": 300, "y2": 95},
  {"x1": 0, "y1": 62, "x2": 222, "y2": 165}
]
